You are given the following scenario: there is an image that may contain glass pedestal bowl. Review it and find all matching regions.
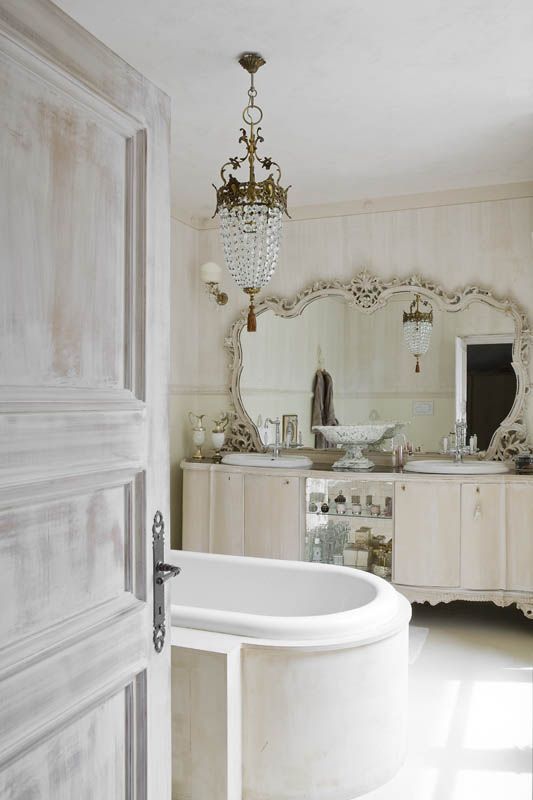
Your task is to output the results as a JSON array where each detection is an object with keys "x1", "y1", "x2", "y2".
[{"x1": 313, "y1": 423, "x2": 405, "y2": 470}]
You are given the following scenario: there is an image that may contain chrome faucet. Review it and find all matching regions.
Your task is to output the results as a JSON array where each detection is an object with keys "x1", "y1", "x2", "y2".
[
  {"x1": 266, "y1": 417, "x2": 281, "y2": 458},
  {"x1": 454, "y1": 419, "x2": 470, "y2": 463}
]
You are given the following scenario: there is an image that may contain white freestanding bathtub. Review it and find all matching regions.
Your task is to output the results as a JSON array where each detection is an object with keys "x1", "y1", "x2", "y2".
[{"x1": 170, "y1": 550, "x2": 411, "y2": 800}]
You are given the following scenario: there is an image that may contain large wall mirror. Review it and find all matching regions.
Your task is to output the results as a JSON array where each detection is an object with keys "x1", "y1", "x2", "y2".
[{"x1": 225, "y1": 272, "x2": 530, "y2": 460}]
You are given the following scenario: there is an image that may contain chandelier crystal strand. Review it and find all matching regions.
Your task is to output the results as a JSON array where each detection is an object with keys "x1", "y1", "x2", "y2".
[
  {"x1": 402, "y1": 294, "x2": 433, "y2": 372},
  {"x1": 213, "y1": 52, "x2": 290, "y2": 331}
]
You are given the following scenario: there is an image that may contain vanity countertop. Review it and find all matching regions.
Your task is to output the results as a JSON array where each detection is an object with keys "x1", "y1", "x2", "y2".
[{"x1": 181, "y1": 458, "x2": 532, "y2": 482}]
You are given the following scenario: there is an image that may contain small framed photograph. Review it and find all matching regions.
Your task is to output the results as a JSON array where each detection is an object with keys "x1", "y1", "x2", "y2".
[{"x1": 282, "y1": 414, "x2": 298, "y2": 445}]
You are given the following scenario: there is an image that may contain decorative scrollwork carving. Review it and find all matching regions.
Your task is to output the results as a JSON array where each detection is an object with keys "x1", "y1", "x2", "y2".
[
  {"x1": 396, "y1": 585, "x2": 533, "y2": 620},
  {"x1": 223, "y1": 269, "x2": 531, "y2": 461}
]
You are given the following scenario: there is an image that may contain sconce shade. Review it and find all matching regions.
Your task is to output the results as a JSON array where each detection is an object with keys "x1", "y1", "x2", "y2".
[{"x1": 200, "y1": 261, "x2": 222, "y2": 284}]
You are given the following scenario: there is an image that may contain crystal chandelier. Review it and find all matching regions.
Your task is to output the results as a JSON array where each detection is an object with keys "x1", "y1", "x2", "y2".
[
  {"x1": 213, "y1": 52, "x2": 290, "y2": 331},
  {"x1": 402, "y1": 294, "x2": 433, "y2": 372}
]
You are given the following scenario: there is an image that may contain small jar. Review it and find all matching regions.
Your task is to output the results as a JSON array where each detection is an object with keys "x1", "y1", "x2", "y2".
[
  {"x1": 342, "y1": 543, "x2": 357, "y2": 567},
  {"x1": 370, "y1": 503, "x2": 381, "y2": 517},
  {"x1": 334, "y1": 492, "x2": 346, "y2": 514},
  {"x1": 351, "y1": 495, "x2": 361, "y2": 515}
]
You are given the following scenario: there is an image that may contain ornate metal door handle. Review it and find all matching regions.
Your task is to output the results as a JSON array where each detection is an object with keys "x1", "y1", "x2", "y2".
[
  {"x1": 152, "y1": 511, "x2": 181, "y2": 653},
  {"x1": 155, "y1": 561, "x2": 181, "y2": 584}
]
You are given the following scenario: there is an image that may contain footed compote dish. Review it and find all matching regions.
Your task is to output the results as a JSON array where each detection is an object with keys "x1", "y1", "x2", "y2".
[{"x1": 313, "y1": 423, "x2": 406, "y2": 470}]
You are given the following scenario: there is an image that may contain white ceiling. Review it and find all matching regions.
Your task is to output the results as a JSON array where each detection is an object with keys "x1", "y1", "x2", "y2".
[{"x1": 54, "y1": 0, "x2": 533, "y2": 220}]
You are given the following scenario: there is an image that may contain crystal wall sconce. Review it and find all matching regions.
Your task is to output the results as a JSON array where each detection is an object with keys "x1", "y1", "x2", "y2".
[{"x1": 200, "y1": 261, "x2": 228, "y2": 305}]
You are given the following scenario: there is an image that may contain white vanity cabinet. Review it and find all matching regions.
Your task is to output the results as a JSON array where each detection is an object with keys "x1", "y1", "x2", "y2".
[
  {"x1": 393, "y1": 481, "x2": 460, "y2": 588},
  {"x1": 181, "y1": 461, "x2": 533, "y2": 618},
  {"x1": 182, "y1": 465, "x2": 301, "y2": 559}
]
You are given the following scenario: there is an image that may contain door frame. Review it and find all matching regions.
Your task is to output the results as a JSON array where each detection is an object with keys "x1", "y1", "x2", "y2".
[{"x1": 455, "y1": 333, "x2": 514, "y2": 422}]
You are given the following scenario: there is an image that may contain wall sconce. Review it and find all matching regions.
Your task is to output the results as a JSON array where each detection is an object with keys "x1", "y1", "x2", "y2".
[{"x1": 200, "y1": 261, "x2": 228, "y2": 305}]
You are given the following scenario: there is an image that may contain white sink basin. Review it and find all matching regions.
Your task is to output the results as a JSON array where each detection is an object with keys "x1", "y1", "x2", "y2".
[
  {"x1": 222, "y1": 453, "x2": 313, "y2": 469},
  {"x1": 404, "y1": 459, "x2": 509, "y2": 475}
]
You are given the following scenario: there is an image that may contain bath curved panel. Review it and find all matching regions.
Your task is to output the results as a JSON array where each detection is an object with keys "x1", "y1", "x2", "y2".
[{"x1": 170, "y1": 550, "x2": 412, "y2": 800}]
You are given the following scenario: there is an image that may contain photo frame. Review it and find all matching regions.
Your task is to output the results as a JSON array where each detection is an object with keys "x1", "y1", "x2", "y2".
[{"x1": 282, "y1": 414, "x2": 299, "y2": 446}]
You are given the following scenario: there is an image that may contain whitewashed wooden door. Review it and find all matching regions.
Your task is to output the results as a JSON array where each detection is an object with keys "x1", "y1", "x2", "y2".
[{"x1": 0, "y1": 1, "x2": 171, "y2": 797}]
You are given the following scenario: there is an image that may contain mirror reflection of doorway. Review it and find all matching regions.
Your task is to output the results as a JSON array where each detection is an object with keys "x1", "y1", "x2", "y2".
[{"x1": 456, "y1": 335, "x2": 515, "y2": 450}]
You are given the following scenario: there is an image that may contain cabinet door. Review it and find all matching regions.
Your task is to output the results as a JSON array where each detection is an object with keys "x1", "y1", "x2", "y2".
[
  {"x1": 182, "y1": 469, "x2": 210, "y2": 552},
  {"x1": 461, "y1": 483, "x2": 504, "y2": 590},
  {"x1": 394, "y1": 481, "x2": 460, "y2": 587},
  {"x1": 506, "y1": 483, "x2": 533, "y2": 591},
  {"x1": 244, "y1": 475, "x2": 301, "y2": 560},
  {"x1": 211, "y1": 471, "x2": 245, "y2": 555}
]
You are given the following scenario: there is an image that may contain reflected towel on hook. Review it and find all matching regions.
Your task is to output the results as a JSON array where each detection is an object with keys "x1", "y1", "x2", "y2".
[{"x1": 312, "y1": 369, "x2": 338, "y2": 448}]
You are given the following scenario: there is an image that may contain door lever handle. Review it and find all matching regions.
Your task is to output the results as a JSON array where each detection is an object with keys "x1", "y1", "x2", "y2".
[
  {"x1": 155, "y1": 561, "x2": 181, "y2": 584},
  {"x1": 152, "y1": 511, "x2": 180, "y2": 653}
]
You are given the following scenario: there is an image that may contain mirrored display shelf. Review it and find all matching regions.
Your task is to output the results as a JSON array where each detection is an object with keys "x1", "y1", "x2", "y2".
[
  {"x1": 307, "y1": 511, "x2": 392, "y2": 521},
  {"x1": 304, "y1": 477, "x2": 394, "y2": 581}
]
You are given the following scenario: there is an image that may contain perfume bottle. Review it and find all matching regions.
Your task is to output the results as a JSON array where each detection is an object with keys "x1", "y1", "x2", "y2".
[
  {"x1": 308, "y1": 499, "x2": 318, "y2": 512},
  {"x1": 312, "y1": 536, "x2": 322, "y2": 562},
  {"x1": 352, "y1": 526, "x2": 371, "y2": 570},
  {"x1": 351, "y1": 494, "x2": 361, "y2": 515},
  {"x1": 321, "y1": 498, "x2": 330, "y2": 514},
  {"x1": 384, "y1": 496, "x2": 393, "y2": 517},
  {"x1": 334, "y1": 492, "x2": 346, "y2": 514},
  {"x1": 365, "y1": 494, "x2": 373, "y2": 515},
  {"x1": 371, "y1": 537, "x2": 388, "y2": 578}
]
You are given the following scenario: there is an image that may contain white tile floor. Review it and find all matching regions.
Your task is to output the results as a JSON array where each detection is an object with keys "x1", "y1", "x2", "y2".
[{"x1": 365, "y1": 602, "x2": 533, "y2": 800}]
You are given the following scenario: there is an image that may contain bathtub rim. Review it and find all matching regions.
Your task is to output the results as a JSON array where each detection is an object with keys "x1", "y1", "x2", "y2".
[{"x1": 169, "y1": 549, "x2": 412, "y2": 649}]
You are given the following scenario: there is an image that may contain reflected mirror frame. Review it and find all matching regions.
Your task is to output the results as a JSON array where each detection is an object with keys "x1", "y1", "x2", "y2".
[{"x1": 224, "y1": 270, "x2": 531, "y2": 461}]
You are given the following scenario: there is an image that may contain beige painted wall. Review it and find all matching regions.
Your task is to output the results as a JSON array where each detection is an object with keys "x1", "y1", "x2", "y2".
[{"x1": 170, "y1": 192, "x2": 533, "y2": 544}]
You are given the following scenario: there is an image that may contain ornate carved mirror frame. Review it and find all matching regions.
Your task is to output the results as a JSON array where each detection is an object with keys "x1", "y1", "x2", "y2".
[{"x1": 224, "y1": 270, "x2": 531, "y2": 461}]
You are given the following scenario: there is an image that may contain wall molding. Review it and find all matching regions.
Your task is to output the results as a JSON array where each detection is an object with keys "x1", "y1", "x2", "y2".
[
  {"x1": 241, "y1": 387, "x2": 455, "y2": 400},
  {"x1": 168, "y1": 384, "x2": 228, "y2": 397},
  {"x1": 180, "y1": 180, "x2": 533, "y2": 231}
]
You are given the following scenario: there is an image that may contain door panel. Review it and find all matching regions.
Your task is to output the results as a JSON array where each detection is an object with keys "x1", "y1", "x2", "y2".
[
  {"x1": 1, "y1": 51, "x2": 126, "y2": 389},
  {"x1": 0, "y1": 690, "x2": 128, "y2": 799},
  {"x1": 394, "y1": 481, "x2": 460, "y2": 587},
  {"x1": 0, "y1": 2, "x2": 170, "y2": 797},
  {"x1": 0, "y1": 484, "x2": 129, "y2": 643}
]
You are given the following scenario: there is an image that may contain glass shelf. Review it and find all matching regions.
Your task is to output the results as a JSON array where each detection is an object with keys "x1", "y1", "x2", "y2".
[{"x1": 307, "y1": 511, "x2": 392, "y2": 522}]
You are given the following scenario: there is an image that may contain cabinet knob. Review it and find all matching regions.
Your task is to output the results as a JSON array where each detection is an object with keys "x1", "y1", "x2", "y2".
[
  {"x1": 284, "y1": 479, "x2": 290, "y2": 485},
  {"x1": 401, "y1": 484, "x2": 406, "y2": 491}
]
